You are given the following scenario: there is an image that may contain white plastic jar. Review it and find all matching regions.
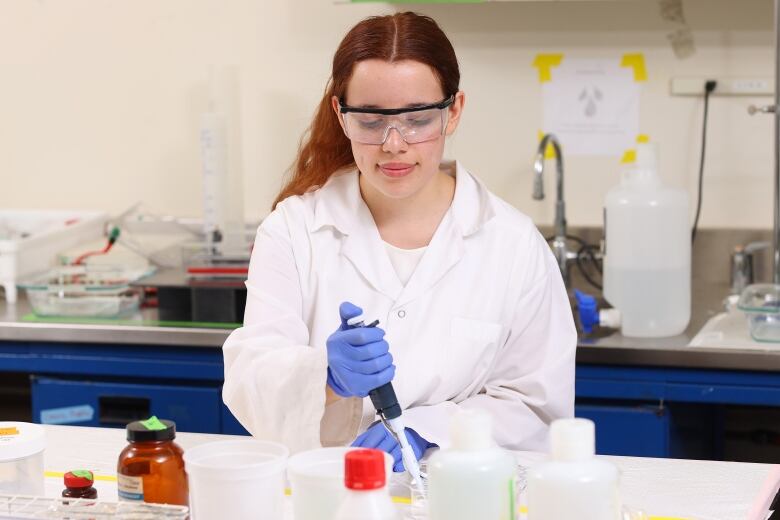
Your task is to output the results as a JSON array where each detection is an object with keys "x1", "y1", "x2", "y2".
[{"x1": 0, "y1": 422, "x2": 46, "y2": 496}]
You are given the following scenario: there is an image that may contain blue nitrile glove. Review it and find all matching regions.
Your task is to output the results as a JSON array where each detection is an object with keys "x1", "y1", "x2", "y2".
[
  {"x1": 326, "y1": 302, "x2": 395, "y2": 398},
  {"x1": 352, "y1": 422, "x2": 436, "y2": 473}
]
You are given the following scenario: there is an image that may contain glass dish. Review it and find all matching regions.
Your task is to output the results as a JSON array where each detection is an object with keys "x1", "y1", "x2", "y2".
[
  {"x1": 18, "y1": 265, "x2": 152, "y2": 318},
  {"x1": 737, "y1": 283, "x2": 780, "y2": 342}
]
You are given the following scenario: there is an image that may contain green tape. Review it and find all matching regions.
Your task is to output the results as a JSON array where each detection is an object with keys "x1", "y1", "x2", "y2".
[
  {"x1": 72, "y1": 470, "x2": 93, "y2": 481},
  {"x1": 352, "y1": 0, "x2": 484, "y2": 3},
  {"x1": 509, "y1": 476, "x2": 515, "y2": 518},
  {"x1": 140, "y1": 416, "x2": 167, "y2": 431},
  {"x1": 21, "y1": 313, "x2": 240, "y2": 329}
]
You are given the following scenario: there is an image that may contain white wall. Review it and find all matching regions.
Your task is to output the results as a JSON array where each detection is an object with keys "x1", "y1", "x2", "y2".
[{"x1": 0, "y1": 0, "x2": 774, "y2": 229}]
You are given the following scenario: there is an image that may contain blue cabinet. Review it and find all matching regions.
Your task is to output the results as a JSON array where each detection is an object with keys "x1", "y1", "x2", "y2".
[
  {"x1": 575, "y1": 402, "x2": 670, "y2": 457},
  {"x1": 32, "y1": 376, "x2": 222, "y2": 433}
]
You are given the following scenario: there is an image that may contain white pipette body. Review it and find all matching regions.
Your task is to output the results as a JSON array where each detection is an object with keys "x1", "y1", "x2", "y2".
[{"x1": 386, "y1": 417, "x2": 425, "y2": 494}]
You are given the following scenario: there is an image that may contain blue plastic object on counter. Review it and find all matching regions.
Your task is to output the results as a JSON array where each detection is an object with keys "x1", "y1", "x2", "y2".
[{"x1": 575, "y1": 290, "x2": 599, "y2": 335}]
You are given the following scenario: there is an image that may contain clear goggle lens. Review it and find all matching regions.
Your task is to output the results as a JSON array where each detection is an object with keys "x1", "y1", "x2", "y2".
[{"x1": 342, "y1": 107, "x2": 449, "y2": 145}]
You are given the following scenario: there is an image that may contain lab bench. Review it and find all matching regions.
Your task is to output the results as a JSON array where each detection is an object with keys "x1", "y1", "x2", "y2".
[
  {"x1": 1, "y1": 284, "x2": 779, "y2": 460},
  {"x1": 36, "y1": 424, "x2": 779, "y2": 520}
]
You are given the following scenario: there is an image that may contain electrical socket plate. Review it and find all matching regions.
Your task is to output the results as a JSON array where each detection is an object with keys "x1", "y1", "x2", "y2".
[{"x1": 671, "y1": 77, "x2": 774, "y2": 96}]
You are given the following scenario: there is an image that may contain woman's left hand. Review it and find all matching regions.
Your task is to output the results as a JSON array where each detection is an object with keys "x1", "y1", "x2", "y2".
[{"x1": 351, "y1": 422, "x2": 435, "y2": 472}]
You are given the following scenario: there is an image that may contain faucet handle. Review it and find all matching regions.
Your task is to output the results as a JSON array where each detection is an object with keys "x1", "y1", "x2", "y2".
[
  {"x1": 532, "y1": 169, "x2": 545, "y2": 200},
  {"x1": 730, "y1": 242, "x2": 768, "y2": 295},
  {"x1": 731, "y1": 246, "x2": 753, "y2": 295},
  {"x1": 744, "y1": 241, "x2": 770, "y2": 254}
]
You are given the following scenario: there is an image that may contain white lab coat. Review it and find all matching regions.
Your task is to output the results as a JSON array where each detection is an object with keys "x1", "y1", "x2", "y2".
[{"x1": 222, "y1": 161, "x2": 576, "y2": 454}]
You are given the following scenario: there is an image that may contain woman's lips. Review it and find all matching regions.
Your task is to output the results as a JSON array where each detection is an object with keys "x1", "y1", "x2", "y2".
[{"x1": 379, "y1": 162, "x2": 415, "y2": 178}]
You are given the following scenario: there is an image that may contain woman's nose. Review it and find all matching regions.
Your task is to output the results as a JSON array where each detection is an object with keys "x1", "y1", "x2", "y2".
[{"x1": 381, "y1": 127, "x2": 408, "y2": 153}]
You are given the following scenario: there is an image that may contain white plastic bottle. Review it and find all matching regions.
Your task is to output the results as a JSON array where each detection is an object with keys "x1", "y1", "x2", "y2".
[
  {"x1": 526, "y1": 418, "x2": 621, "y2": 520},
  {"x1": 603, "y1": 142, "x2": 691, "y2": 337},
  {"x1": 427, "y1": 409, "x2": 517, "y2": 520},
  {"x1": 334, "y1": 449, "x2": 398, "y2": 520}
]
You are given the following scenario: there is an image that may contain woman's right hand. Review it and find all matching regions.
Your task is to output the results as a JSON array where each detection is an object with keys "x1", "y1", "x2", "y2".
[{"x1": 326, "y1": 302, "x2": 395, "y2": 398}]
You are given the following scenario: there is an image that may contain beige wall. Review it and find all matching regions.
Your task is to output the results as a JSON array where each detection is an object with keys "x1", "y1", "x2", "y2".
[{"x1": 0, "y1": 0, "x2": 775, "y2": 229}]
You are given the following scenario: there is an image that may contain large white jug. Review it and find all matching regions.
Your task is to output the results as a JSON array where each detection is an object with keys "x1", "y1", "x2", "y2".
[{"x1": 603, "y1": 143, "x2": 691, "y2": 337}]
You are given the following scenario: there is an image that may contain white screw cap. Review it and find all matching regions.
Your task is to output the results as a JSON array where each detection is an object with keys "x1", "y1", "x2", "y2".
[{"x1": 550, "y1": 418, "x2": 596, "y2": 462}]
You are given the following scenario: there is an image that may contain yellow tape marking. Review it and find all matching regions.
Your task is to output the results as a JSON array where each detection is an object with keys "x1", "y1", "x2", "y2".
[
  {"x1": 45, "y1": 471, "x2": 116, "y2": 482},
  {"x1": 621, "y1": 134, "x2": 652, "y2": 163},
  {"x1": 532, "y1": 54, "x2": 564, "y2": 83},
  {"x1": 620, "y1": 53, "x2": 647, "y2": 82},
  {"x1": 538, "y1": 130, "x2": 557, "y2": 159},
  {"x1": 44, "y1": 475, "x2": 689, "y2": 519}
]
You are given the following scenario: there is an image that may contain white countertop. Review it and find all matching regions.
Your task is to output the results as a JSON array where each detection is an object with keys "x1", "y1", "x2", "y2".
[{"x1": 37, "y1": 425, "x2": 778, "y2": 520}]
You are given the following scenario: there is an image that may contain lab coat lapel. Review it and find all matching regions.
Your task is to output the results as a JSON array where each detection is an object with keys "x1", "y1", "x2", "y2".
[
  {"x1": 312, "y1": 170, "x2": 403, "y2": 300},
  {"x1": 395, "y1": 162, "x2": 493, "y2": 308},
  {"x1": 340, "y1": 205, "x2": 404, "y2": 301},
  {"x1": 312, "y1": 163, "x2": 494, "y2": 305},
  {"x1": 394, "y1": 211, "x2": 464, "y2": 308}
]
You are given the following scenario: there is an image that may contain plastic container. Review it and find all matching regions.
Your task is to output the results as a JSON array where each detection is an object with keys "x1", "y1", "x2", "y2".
[
  {"x1": 19, "y1": 264, "x2": 150, "y2": 318},
  {"x1": 334, "y1": 449, "x2": 398, "y2": 520},
  {"x1": 0, "y1": 210, "x2": 107, "y2": 302},
  {"x1": 603, "y1": 143, "x2": 691, "y2": 337},
  {"x1": 0, "y1": 422, "x2": 46, "y2": 496},
  {"x1": 526, "y1": 418, "x2": 621, "y2": 520},
  {"x1": 288, "y1": 447, "x2": 393, "y2": 520},
  {"x1": 117, "y1": 418, "x2": 188, "y2": 506},
  {"x1": 737, "y1": 283, "x2": 780, "y2": 342},
  {"x1": 183, "y1": 438, "x2": 288, "y2": 520},
  {"x1": 427, "y1": 409, "x2": 517, "y2": 520}
]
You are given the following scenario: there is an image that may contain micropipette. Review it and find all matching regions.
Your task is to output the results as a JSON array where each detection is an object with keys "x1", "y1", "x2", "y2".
[{"x1": 347, "y1": 315, "x2": 425, "y2": 493}]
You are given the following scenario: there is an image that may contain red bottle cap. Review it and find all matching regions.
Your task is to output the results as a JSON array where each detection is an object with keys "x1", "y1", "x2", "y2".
[
  {"x1": 64, "y1": 470, "x2": 94, "y2": 489},
  {"x1": 344, "y1": 449, "x2": 385, "y2": 491}
]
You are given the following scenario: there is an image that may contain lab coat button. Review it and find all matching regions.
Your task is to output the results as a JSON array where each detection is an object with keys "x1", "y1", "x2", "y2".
[{"x1": 397, "y1": 310, "x2": 406, "y2": 318}]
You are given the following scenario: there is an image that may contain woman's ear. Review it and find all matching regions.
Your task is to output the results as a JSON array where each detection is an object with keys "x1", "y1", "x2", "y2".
[
  {"x1": 444, "y1": 91, "x2": 465, "y2": 136},
  {"x1": 332, "y1": 96, "x2": 347, "y2": 134}
]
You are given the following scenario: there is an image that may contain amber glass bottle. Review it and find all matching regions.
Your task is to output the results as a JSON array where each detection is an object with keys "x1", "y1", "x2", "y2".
[{"x1": 117, "y1": 417, "x2": 188, "y2": 506}]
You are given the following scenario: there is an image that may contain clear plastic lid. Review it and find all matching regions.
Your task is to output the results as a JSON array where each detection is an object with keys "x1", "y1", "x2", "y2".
[{"x1": 737, "y1": 283, "x2": 780, "y2": 314}]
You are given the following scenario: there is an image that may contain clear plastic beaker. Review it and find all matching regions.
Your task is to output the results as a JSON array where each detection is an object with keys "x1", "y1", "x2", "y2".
[
  {"x1": 0, "y1": 422, "x2": 45, "y2": 496},
  {"x1": 288, "y1": 447, "x2": 393, "y2": 520},
  {"x1": 183, "y1": 439, "x2": 288, "y2": 520}
]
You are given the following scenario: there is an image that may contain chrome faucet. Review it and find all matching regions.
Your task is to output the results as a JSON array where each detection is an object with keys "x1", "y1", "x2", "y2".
[
  {"x1": 731, "y1": 241, "x2": 770, "y2": 295},
  {"x1": 533, "y1": 133, "x2": 571, "y2": 285}
]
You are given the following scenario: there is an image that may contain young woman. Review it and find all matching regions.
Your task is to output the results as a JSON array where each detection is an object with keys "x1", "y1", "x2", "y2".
[{"x1": 223, "y1": 12, "x2": 576, "y2": 471}]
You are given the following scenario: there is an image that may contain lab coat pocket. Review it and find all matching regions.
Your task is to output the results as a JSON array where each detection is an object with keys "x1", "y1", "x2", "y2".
[{"x1": 447, "y1": 317, "x2": 504, "y2": 385}]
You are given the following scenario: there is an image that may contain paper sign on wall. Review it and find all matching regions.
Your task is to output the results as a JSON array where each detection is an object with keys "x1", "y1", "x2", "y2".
[{"x1": 535, "y1": 55, "x2": 644, "y2": 157}]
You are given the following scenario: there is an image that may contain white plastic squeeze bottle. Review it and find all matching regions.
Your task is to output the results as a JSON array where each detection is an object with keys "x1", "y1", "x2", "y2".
[
  {"x1": 334, "y1": 449, "x2": 399, "y2": 520},
  {"x1": 427, "y1": 409, "x2": 517, "y2": 520},
  {"x1": 526, "y1": 418, "x2": 622, "y2": 520}
]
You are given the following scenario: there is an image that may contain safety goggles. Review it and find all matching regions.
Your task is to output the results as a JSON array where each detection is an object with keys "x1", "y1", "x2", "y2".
[{"x1": 339, "y1": 95, "x2": 454, "y2": 145}]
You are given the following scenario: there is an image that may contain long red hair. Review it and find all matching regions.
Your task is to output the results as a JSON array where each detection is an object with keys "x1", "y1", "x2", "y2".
[{"x1": 272, "y1": 12, "x2": 460, "y2": 209}]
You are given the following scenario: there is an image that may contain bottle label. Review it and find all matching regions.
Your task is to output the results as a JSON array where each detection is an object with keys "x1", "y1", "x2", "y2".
[{"x1": 117, "y1": 474, "x2": 144, "y2": 501}]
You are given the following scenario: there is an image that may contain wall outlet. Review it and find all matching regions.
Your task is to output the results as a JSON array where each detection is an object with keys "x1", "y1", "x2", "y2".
[{"x1": 671, "y1": 77, "x2": 774, "y2": 96}]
